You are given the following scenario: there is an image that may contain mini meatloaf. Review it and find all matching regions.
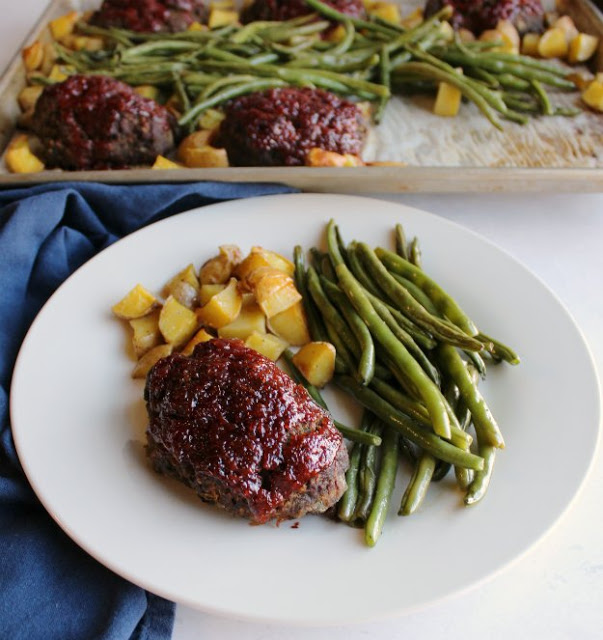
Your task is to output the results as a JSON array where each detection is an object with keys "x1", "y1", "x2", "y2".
[
  {"x1": 213, "y1": 87, "x2": 368, "y2": 167},
  {"x1": 424, "y1": 0, "x2": 544, "y2": 34},
  {"x1": 144, "y1": 338, "x2": 349, "y2": 524},
  {"x1": 241, "y1": 0, "x2": 366, "y2": 23},
  {"x1": 90, "y1": 0, "x2": 206, "y2": 33},
  {"x1": 30, "y1": 75, "x2": 177, "y2": 170}
]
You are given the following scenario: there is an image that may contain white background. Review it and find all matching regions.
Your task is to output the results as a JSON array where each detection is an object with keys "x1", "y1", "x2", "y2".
[{"x1": 2, "y1": 2, "x2": 602, "y2": 638}]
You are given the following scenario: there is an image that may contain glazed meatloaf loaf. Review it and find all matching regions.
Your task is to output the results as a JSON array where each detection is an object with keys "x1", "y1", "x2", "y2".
[
  {"x1": 30, "y1": 75, "x2": 177, "y2": 170},
  {"x1": 90, "y1": 0, "x2": 206, "y2": 33},
  {"x1": 213, "y1": 87, "x2": 368, "y2": 167},
  {"x1": 144, "y1": 338, "x2": 349, "y2": 524}
]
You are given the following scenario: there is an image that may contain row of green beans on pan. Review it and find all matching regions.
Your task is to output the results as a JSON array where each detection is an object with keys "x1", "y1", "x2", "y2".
[
  {"x1": 44, "y1": 2, "x2": 580, "y2": 133},
  {"x1": 292, "y1": 220, "x2": 519, "y2": 546}
]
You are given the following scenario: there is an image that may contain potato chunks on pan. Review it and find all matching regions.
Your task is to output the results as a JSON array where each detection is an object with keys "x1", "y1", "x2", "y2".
[
  {"x1": 196, "y1": 277, "x2": 242, "y2": 328},
  {"x1": 267, "y1": 301, "x2": 310, "y2": 346},
  {"x1": 245, "y1": 332, "x2": 288, "y2": 362},
  {"x1": 132, "y1": 344, "x2": 173, "y2": 379},
  {"x1": 130, "y1": 309, "x2": 162, "y2": 357},
  {"x1": 292, "y1": 341, "x2": 336, "y2": 388},
  {"x1": 218, "y1": 299, "x2": 266, "y2": 340}
]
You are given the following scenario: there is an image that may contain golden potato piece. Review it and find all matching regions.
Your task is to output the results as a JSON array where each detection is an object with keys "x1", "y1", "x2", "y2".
[
  {"x1": 22, "y1": 41, "x2": 44, "y2": 71},
  {"x1": 250, "y1": 269, "x2": 302, "y2": 319},
  {"x1": 553, "y1": 15, "x2": 579, "y2": 43},
  {"x1": 196, "y1": 277, "x2": 243, "y2": 328},
  {"x1": 568, "y1": 33, "x2": 599, "y2": 64},
  {"x1": 199, "y1": 245, "x2": 242, "y2": 284},
  {"x1": 521, "y1": 32, "x2": 540, "y2": 56},
  {"x1": 582, "y1": 80, "x2": 603, "y2": 111},
  {"x1": 218, "y1": 300, "x2": 266, "y2": 340},
  {"x1": 159, "y1": 295, "x2": 199, "y2": 347},
  {"x1": 208, "y1": 8, "x2": 239, "y2": 28},
  {"x1": 132, "y1": 344, "x2": 173, "y2": 379},
  {"x1": 245, "y1": 332, "x2": 288, "y2": 361},
  {"x1": 291, "y1": 341, "x2": 336, "y2": 388},
  {"x1": 152, "y1": 155, "x2": 183, "y2": 170},
  {"x1": 249, "y1": 246, "x2": 295, "y2": 276},
  {"x1": 538, "y1": 27, "x2": 568, "y2": 58},
  {"x1": 267, "y1": 301, "x2": 310, "y2": 346},
  {"x1": 17, "y1": 85, "x2": 44, "y2": 113},
  {"x1": 163, "y1": 265, "x2": 200, "y2": 308},
  {"x1": 49, "y1": 11, "x2": 79, "y2": 41},
  {"x1": 181, "y1": 328, "x2": 214, "y2": 356},
  {"x1": 434, "y1": 80, "x2": 462, "y2": 117},
  {"x1": 112, "y1": 284, "x2": 158, "y2": 320},
  {"x1": 306, "y1": 148, "x2": 364, "y2": 167},
  {"x1": 367, "y1": 2, "x2": 400, "y2": 24},
  {"x1": 4, "y1": 135, "x2": 45, "y2": 174},
  {"x1": 130, "y1": 309, "x2": 162, "y2": 357},
  {"x1": 199, "y1": 283, "x2": 226, "y2": 306}
]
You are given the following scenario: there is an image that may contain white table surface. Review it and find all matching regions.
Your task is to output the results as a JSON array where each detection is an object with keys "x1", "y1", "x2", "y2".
[{"x1": 3, "y1": 3, "x2": 603, "y2": 639}]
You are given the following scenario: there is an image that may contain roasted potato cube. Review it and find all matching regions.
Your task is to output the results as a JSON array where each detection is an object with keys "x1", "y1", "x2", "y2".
[
  {"x1": 434, "y1": 79, "x2": 462, "y2": 117},
  {"x1": 152, "y1": 155, "x2": 183, "y2": 170},
  {"x1": 168, "y1": 263, "x2": 199, "y2": 291},
  {"x1": 249, "y1": 247, "x2": 295, "y2": 277},
  {"x1": 568, "y1": 33, "x2": 599, "y2": 64},
  {"x1": 132, "y1": 344, "x2": 173, "y2": 379},
  {"x1": 163, "y1": 264, "x2": 200, "y2": 307},
  {"x1": 208, "y1": 8, "x2": 239, "y2": 28},
  {"x1": 267, "y1": 301, "x2": 310, "y2": 346},
  {"x1": 159, "y1": 295, "x2": 199, "y2": 346},
  {"x1": 245, "y1": 332, "x2": 288, "y2": 361},
  {"x1": 582, "y1": 80, "x2": 603, "y2": 111},
  {"x1": 479, "y1": 28, "x2": 516, "y2": 53},
  {"x1": 199, "y1": 283, "x2": 226, "y2": 306},
  {"x1": 17, "y1": 85, "x2": 44, "y2": 112},
  {"x1": 400, "y1": 7, "x2": 423, "y2": 29},
  {"x1": 48, "y1": 64, "x2": 71, "y2": 82},
  {"x1": 324, "y1": 23, "x2": 346, "y2": 42},
  {"x1": 199, "y1": 108, "x2": 225, "y2": 130},
  {"x1": 49, "y1": 11, "x2": 79, "y2": 41},
  {"x1": 130, "y1": 309, "x2": 162, "y2": 357},
  {"x1": 181, "y1": 327, "x2": 214, "y2": 356},
  {"x1": 112, "y1": 284, "x2": 158, "y2": 319},
  {"x1": 218, "y1": 300, "x2": 266, "y2": 340},
  {"x1": 181, "y1": 145, "x2": 229, "y2": 168},
  {"x1": 248, "y1": 268, "x2": 302, "y2": 318},
  {"x1": 199, "y1": 245, "x2": 242, "y2": 284},
  {"x1": 306, "y1": 148, "x2": 364, "y2": 167},
  {"x1": 291, "y1": 341, "x2": 336, "y2": 388},
  {"x1": 196, "y1": 277, "x2": 243, "y2": 328},
  {"x1": 134, "y1": 85, "x2": 160, "y2": 100},
  {"x1": 368, "y1": 2, "x2": 400, "y2": 24},
  {"x1": 41, "y1": 42, "x2": 58, "y2": 74},
  {"x1": 4, "y1": 135, "x2": 45, "y2": 174},
  {"x1": 554, "y1": 15, "x2": 579, "y2": 43},
  {"x1": 521, "y1": 32, "x2": 540, "y2": 56},
  {"x1": 177, "y1": 130, "x2": 212, "y2": 159},
  {"x1": 187, "y1": 21, "x2": 207, "y2": 31},
  {"x1": 22, "y1": 41, "x2": 44, "y2": 71},
  {"x1": 538, "y1": 27, "x2": 568, "y2": 58}
]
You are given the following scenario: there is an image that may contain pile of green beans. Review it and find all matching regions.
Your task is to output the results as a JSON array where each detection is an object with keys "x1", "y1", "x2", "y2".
[
  {"x1": 46, "y1": 0, "x2": 580, "y2": 132},
  {"x1": 293, "y1": 220, "x2": 519, "y2": 546}
]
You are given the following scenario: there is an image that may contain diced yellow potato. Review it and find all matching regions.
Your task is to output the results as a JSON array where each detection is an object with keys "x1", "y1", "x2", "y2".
[
  {"x1": 268, "y1": 301, "x2": 310, "y2": 346},
  {"x1": 248, "y1": 247, "x2": 295, "y2": 277},
  {"x1": 208, "y1": 8, "x2": 239, "y2": 28},
  {"x1": 5, "y1": 134, "x2": 45, "y2": 174},
  {"x1": 368, "y1": 2, "x2": 400, "y2": 24},
  {"x1": 479, "y1": 28, "x2": 516, "y2": 53},
  {"x1": 496, "y1": 20, "x2": 520, "y2": 51},
  {"x1": 291, "y1": 341, "x2": 336, "y2": 388},
  {"x1": 252, "y1": 271, "x2": 302, "y2": 319},
  {"x1": 245, "y1": 332, "x2": 288, "y2": 361},
  {"x1": 132, "y1": 344, "x2": 173, "y2": 379},
  {"x1": 41, "y1": 42, "x2": 58, "y2": 75},
  {"x1": 22, "y1": 41, "x2": 44, "y2": 71},
  {"x1": 199, "y1": 283, "x2": 226, "y2": 306},
  {"x1": 554, "y1": 15, "x2": 579, "y2": 43},
  {"x1": 538, "y1": 27, "x2": 569, "y2": 58},
  {"x1": 48, "y1": 64, "x2": 70, "y2": 82},
  {"x1": 158, "y1": 295, "x2": 199, "y2": 346},
  {"x1": 134, "y1": 85, "x2": 160, "y2": 100},
  {"x1": 17, "y1": 85, "x2": 44, "y2": 112},
  {"x1": 181, "y1": 328, "x2": 214, "y2": 356},
  {"x1": 187, "y1": 21, "x2": 207, "y2": 31},
  {"x1": 199, "y1": 245, "x2": 242, "y2": 284},
  {"x1": 166, "y1": 263, "x2": 199, "y2": 292},
  {"x1": 112, "y1": 284, "x2": 158, "y2": 319},
  {"x1": 305, "y1": 148, "x2": 364, "y2": 167},
  {"x1": 196, "y1": 277, "x2": 243, "y2": 328},
  {"x1": 457, "y1": 28, "x2": 475, "y2": 43},
  {"x1": 49, "y1": 11, "x2": 79, "y2": 41},
  {"x1": 166, "y1": 279, "x2": 199, "y2": 309},
  {"x1": 152, "y1": 155, "x2": 183, "y2": 170},
  {"x1": 434, "y1": 76, "x2": 462, "y2": 117},
  {"x1": 400, "y1": 7, "x2": 423, "y2": 30},
  {"x1": 180, "y1": 145, "x2": 229, "y2": 168},
  {"x1": 581, "y1": 80, "x2": 603, "y2": 112},
  {"x1": 324, "y1": 23, "x2": 347, "y2": 42},
  {"x1": 178, "y1": 130, "x2": 212, "y2": 157},
  {"x1": 130, "y1": 309, "x2": 162, "y2": 357},
  {"x1": 568, "y1": 33, "x2": 600, "y2": 64},
  {"x1": 199, "y1": 108, "x2": 225, "y2": 130},
  {"x1": 436, "y1": 20, "x2": 454, "y2": 44},
  {"x1": 218, "y1": 300, "x2": 266, "y2": 339},
  {"x1": 521, "y1": 32, "x2": 541, "y2": 56},
  {"x1": 236, "y1": 253, "x2": 275, "y2": 282}
]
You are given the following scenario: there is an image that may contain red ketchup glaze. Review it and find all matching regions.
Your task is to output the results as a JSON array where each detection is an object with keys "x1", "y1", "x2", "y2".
[
  {"x1": 145, "y1": 339, "x2": 344, "y2": 524},
  {"x1": 90, "y1": 0, "x2": 204, "y2": 32}
]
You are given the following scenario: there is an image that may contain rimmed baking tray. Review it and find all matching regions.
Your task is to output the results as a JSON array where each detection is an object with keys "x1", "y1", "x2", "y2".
[{"x1": 1, "y1": 0, "x2": 603, "y2": 192}]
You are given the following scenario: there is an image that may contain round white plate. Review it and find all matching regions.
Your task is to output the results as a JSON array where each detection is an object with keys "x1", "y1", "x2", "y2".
[{"x1": 11, "y1": 194, "x2": 601, "y2": 625}]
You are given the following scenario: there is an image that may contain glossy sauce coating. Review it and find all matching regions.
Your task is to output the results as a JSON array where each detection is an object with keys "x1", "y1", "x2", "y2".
[{"x1": 145, "y1": 339, "x2": 344, "y2": 523}]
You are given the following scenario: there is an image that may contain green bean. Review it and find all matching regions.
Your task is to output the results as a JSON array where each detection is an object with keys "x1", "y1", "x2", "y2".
[
  {"x1": 464, "y1": 445, "x2": 496, "y2": 505},
  {"x1": 435, "y1": 344, "x2": 505, "y2": 449},
  {"x1": 399, "y1": 451, "x2": 436, "y2": 515},
  {"x1": 357, "y1": 243, "x2": 484, "y2": 351},
  {"x1": 375, "y1": 246, "x2": 479, "y2": 336},
  {"x1": 408, "y1": 236, "x2": 422, "y2": 268},
  {"x1": 320, "y1": 276, "x2": 376, "y2": 385},
  {"x1": 366, "y1": 426, "x2": 399, "y2": 546},
  {"x1": 477, "y1": 332, "x2": 520, "y2": 365},
  {"x1": 530, "y1": 79, "x2": 554, "y2": 115},
  {"x1": 336, "y1": 375, "x2": 485, "y2": 471},
  {"x1": 354, "y1": 420, "x2": 383, "y2": 524},
  {"x1": 370, "y1": 376, "x2": 431, "y2": 426},
  {"x1": 375, "y1": 44, "x2": 391, "y2": 124},
  {"x1": 394, "y1": 223, "x2": 409, "y2": 260},
  {"x1": 293, "y1": 246, "x2": 330, "y2": 344},
  {"x1": 338, "y1": 438, "x2": 364, "y2": 522}
]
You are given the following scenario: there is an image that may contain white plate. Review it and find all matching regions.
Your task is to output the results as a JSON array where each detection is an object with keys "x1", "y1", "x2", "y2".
[{"x1": 11, "y1": 194, "x2": 601, "y2": 625}]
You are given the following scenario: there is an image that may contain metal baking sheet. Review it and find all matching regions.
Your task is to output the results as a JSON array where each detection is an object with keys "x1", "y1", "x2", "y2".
[{"x1": 1, "y1": 0, "x2": 603, "y2": 192}]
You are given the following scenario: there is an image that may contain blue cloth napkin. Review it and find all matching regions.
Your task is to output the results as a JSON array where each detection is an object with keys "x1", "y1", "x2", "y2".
[{"x1": 0, "y1": 181, "x2": 297, "y2": 640}]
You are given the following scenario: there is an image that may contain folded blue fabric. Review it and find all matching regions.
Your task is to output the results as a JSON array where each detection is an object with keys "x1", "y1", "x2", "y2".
[{"x1": 0, "y1": 181, "x2": 297, "y2": 640}]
